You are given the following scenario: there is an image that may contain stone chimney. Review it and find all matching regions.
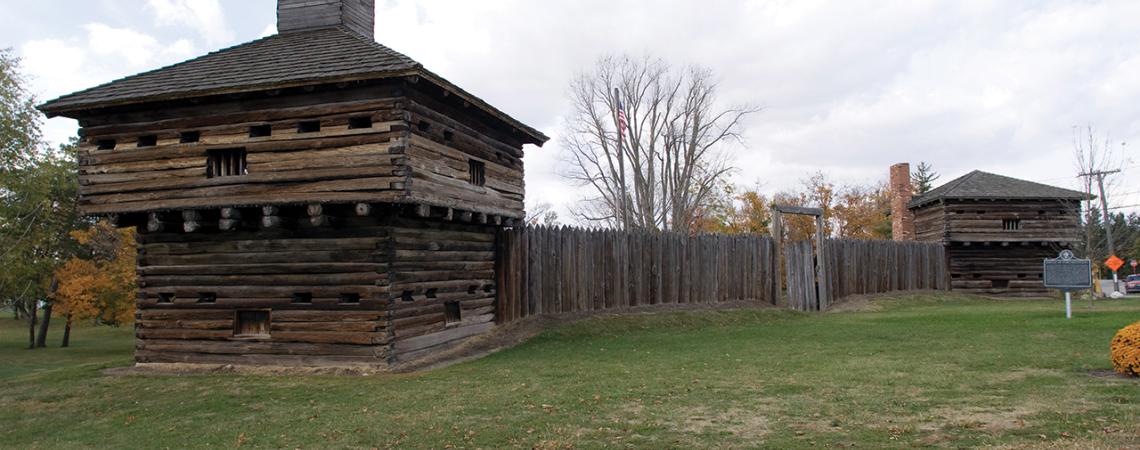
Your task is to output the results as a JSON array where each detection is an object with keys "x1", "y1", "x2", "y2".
[
  {"x1": 890, "y1": 163, "x2": 915, "y2": 241},
  {"x1": 278, "y1": 0, "x2": 375, "y2": 38}
]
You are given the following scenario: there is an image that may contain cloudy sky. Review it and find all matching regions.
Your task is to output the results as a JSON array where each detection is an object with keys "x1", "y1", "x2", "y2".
[{"x1": 4, "y1": 0, "x2": 1139, "y2": 218}]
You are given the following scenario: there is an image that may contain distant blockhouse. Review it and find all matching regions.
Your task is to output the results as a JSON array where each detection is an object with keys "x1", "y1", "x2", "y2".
[{"x1": 900, "y1": 170, "x2": 1085, "y2": 297}]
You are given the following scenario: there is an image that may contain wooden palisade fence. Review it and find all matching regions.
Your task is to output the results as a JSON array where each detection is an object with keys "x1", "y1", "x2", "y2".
[
  {"x1": 822, "y1": 238, "x2": 950, "y2": 300},
  {"x1": 495, "y1": 226, "x2": 779, "y2": 323},
  {"x1": 495, "y1": 226, "x2": 950, "y2": 324}
]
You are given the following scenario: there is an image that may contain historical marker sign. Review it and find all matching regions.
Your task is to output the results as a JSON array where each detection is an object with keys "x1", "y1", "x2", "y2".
[{"x1": 1044, "y1": 250, "x2": 1092, "y2": 290}]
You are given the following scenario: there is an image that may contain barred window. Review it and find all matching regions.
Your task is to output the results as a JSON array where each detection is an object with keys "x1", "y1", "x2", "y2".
[
  {"x1": 468, "y1": 159, "x2": 485, "y2": 186},
  {"x1": 207, "y1": 148, "x2": 247, "y2": 178}
]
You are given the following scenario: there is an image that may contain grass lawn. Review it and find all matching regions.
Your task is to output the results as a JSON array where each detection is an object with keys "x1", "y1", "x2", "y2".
[{"x1": 1, "y1": 294, "x2": 1139, "y2": 449}]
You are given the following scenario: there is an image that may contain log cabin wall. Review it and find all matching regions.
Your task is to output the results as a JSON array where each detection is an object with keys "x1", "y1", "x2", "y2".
[
  {"x1": 946, "y1": 243, "x2": 1062, "y2": 296},
  {"x1": 913, "y1": 203, "x2": 947, "y2": 242},
  {"x1": 135, "y1": 213, "x2": 393, "y2": 367},
  {"x1": 400, "y1": 84, "x2": 527, "y2": 220},
  {"x1": 72, "y1": 83, "x2": 412, "y2": 215},
  {"x1": 386, "y1": 218, "x2": 498, "y2": 363}
]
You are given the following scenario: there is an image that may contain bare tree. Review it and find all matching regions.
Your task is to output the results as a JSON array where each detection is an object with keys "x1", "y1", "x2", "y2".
[
  {"x1": 1072, "y1": 124, "x2": 1128, "y2": 264},
  {"x1": 525, "y1": 202, "x2": 560, "y2": 226},
  {"x1": 562, "y1": 55, "x2": 759, "y2": 231}
]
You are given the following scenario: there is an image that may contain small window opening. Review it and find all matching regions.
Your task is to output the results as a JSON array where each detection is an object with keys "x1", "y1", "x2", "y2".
[
  {"x1": 976, "y1": 210, "x2": 986, "y2": 215},
  {"x1": 482, "y1": 285, "x2": 493, "y2": 293},
  {"x1": 401, "y1": 290, "x2": 414, "y2": 302},
  {"x1": 96, "y1": 139, "x2": 117, "y2": 150},
  {"x1": 1037, "y1": 210, "x2": 1046, "y2": 215},
  {"x1": 197, "y1": 292, "x2": 216, "y2": 303},
  {"x1": 339, "y1": 293, "x2": 360, "y2": 304},
  {"x1": 180, "y1": 131, "x2": 200, "y2": 143},
  {"x1": 1002, "y1": 219, "x2": 1021, "y2": 231},
  {"x1": 207, "y1": 148, "x2": 247, "y2": 178},
  {"x1": 991, "y1": 279, "x2": 1009, "y2": 289},
  {"x1": 348, "y1": 116, "x2": 373, "y2": 129},
  {"x1": 468, "y1": 159, "x2": 486, "y2": 187},
  {"x1": 953, "y1": 210, "x2": 964, "y2": 214},
  {"x1": 444, "y1": 301, "x2": 461, "y2": 325},
  {"x1": 1017, "y1": 273, "x2": 1027, "y2": 279},
  {"x1": 234, "y1": 310, "x2": 270, "y2": 337},
  {"x1": 467, "y1": 285, "x2": 478, "y2": 294},
  {"x1": 443, "y1": 130, "x2": 454, "y2": 142},
  {"x1": 249, "y1": 124, "x2": 272, "y2": 138},
  {"x1": 950, "y1": 274, "x2": 961, "y2": 279},
  {"x1": 425, "y1": 288, "x2": 438, "y2": 299},
  {"x1": 137, "y1": 135, "x2": 157, "y2": 147},
  {"x1": 292, "y1": 292, "x2": 312, "y2": 304},
  {"x1": 157, "y1": 293, "x2": 175, "y2": 303},
  {"x1": 297, "y1": 120, "x2": 321, "y2": 133},
  {"x1": 417, "y1": 120, "x2": 431, "y2": 132}
]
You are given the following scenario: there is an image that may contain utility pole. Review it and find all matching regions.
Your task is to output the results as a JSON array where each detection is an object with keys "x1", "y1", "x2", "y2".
[{"x1": 1079, "y1": 168, "x2": 1122, "y2": 293}]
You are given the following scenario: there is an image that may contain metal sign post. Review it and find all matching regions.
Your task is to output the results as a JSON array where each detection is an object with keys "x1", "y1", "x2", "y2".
[{"x1": 1043, "y1": 250, "x2": 1093, "y2": 319}]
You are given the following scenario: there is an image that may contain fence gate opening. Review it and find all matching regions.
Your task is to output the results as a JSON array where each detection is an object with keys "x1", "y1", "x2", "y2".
[{"x1": 771, "y1": 205, "x2": 830, "y2": 311}]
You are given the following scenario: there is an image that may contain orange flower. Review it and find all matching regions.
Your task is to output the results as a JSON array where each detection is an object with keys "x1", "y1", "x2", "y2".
[{"x1": 1110, "y1": 321, "x2": 1140, "y2": 377}]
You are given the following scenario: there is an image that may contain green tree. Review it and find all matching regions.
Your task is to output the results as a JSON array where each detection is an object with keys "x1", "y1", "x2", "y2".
[
  {"x1": 910, "y1": 161, "x2": 939, "y2": 194},
  {"x1": 0, "y1": 48, "x2": 85, "y2": 348}
]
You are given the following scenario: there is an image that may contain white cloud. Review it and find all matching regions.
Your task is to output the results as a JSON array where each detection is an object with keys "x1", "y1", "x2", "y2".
[
  {"x1": 146, "y1": 0, "x2": 234, "y2": 45},
  {"x1": 9, "y1": 0, "x2": 1140, "y2": 217},
  {"x1": 83, "y1": 23, "x2": 162, "y2": 66}
]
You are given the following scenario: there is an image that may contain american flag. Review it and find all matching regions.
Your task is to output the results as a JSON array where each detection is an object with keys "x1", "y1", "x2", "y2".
[{"x1": 615, "y1": 94, "x2": 628, "y2": 137}]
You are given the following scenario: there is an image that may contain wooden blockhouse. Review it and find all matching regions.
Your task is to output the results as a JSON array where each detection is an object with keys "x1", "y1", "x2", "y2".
[
  {"x1": 891, "y1": 165, "x2": 1084, "y2": 297},
  {"x1": 39, "y1": 0, "x2": 548, "y2": 368}
]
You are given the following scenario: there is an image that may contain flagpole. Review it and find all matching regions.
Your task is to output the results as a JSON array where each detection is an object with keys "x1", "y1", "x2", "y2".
[{"x1": 614, "y1": 87, "x2": 628, "y2": 229}]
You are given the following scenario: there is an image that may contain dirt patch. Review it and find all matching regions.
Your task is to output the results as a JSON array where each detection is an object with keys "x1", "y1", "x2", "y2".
[
  {"x1": 672, "y1": 406, "x2": 771, "y2": 441},
  {"x1": 1087, "y1": 369, "x2": 1135, "y2": 380},
  {"x1": 990, "y1": 368, "x2": 1064, "y2": 383},
  {"x1": 104, "y1": 363, "x2": 389, "y2": 377}
]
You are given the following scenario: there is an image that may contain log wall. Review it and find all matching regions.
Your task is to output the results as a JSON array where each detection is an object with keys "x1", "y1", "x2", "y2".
[
  {"x1": 72, "y1": 82, "x2": 530, "y2": 219},
  {"x1": 946, "y1": 243, "x2": 1065, "y2": 297},
  {"x1": 135, "y1": 219, "x2": 392, "y2": 367},
  {"x1": 387, "y1": 219, "x2": 498, "y2": 362}
]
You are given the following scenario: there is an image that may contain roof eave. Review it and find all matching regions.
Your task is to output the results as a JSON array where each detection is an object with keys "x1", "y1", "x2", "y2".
[{"x1": 38, "y1": 68, "x2": 549, "y2": 147}]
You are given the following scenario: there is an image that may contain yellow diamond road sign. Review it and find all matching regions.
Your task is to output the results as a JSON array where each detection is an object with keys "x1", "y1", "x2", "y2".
[{"x1": 1105, "y1": 255, "x2": 1125, "y2": 272}]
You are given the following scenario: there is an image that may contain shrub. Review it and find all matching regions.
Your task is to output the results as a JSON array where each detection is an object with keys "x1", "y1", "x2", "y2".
[{"x1": 1110, "y1": 321, "x2": 1140, "y2": 377}]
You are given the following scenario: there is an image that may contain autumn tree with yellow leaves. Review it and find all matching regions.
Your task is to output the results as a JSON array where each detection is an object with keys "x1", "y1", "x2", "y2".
[{"x1": 51, "y1": 221, "x2": 137, "y2": 347}]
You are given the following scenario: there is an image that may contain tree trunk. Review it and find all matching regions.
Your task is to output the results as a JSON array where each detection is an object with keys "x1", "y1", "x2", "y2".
[
  {"x1": 27, "y1": 300, "x2": 37, "y2": 350},
  {"x1": 35, "y1": 301, "x2": 52, "y2": 348},
  {"x1": 61, "y1": 313, "x2": 72, "y2": 348}
]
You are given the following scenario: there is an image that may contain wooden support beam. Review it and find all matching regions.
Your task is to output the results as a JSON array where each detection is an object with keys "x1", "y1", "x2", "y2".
[
  {"x1": 475, "y1": 213, "x2": 487, "y2": 225},
  {"x1": 182, "y1": 210, "x2": 202, "y2": 233},
  {"x1": 307, "y1": 204, "x2": 332, "y2": 227},
  {"x1": 355, "y1": 203, "x2": 372, "y2": 216},
  {"x1": 458, "y1": 211, "x2": 473, "y2": 222},
  {"x1": 147, "y1": 212, "x2": 167, "y2": 233},
  {"x1": 261, "y1": 206, "x2": 282, "y2": 229},
  {"x1": 219, "y1": 207, "x2": 242, "y2": 231},
  {"x1": 443, "y1": 208, "x2": 453, "y2": 221},
  {"x1": 414, "y1": 204, "x2": 431, "y2": 218},
  {"x1": 220, "y1": 207, "x2": 242, "y2": 220},
  {"x1": 492, "y1": 215, "x2": 502, "y2": 226}
]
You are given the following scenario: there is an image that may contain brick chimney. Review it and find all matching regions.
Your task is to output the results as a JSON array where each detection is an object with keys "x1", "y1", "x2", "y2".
[
  {"x1": 890, "y1": 163, "x2": 915, "y2": 241},
  {"x1": 278, "y1": 0, "x2": 375, "y2": 38}
]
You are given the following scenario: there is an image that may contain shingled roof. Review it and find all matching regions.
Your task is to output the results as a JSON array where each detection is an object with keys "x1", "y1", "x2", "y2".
[
  {"x1": 38, "y1": 27, "x2": 547, "y2": 144},
  {"x1": 908, "y1": 170, "x2": 1087, "y2": 209}
]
